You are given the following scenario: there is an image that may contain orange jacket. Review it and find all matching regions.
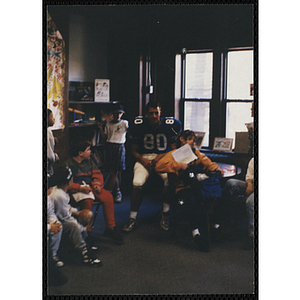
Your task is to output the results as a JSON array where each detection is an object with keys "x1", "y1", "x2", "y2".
[{"x1": 155, "y1": 148, "x2": 220, "y2": 193}]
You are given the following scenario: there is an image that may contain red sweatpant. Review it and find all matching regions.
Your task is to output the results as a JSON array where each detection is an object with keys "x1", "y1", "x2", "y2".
[{"x1": 78, "y1": 188, "x2": 115, "y2": 231}]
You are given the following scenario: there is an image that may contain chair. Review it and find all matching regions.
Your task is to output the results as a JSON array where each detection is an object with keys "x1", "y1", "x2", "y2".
[
  {"x1": 171, "y1": 195, "x2": 212, "y2": 248},
  {"x1": 168, "y1": 173, "x2": 222, "y2": 249},
  {"x1": 91, "y1": 199, "x2": 102, "y2": 229}
]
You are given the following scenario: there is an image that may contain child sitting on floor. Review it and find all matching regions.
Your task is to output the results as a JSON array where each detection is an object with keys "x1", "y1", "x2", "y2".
[
  {"x1": 49, "y1": 166, "x2": 102, "y2": 266},
  {"x1": 155, "y1": 130, "x2": 223, "y2": 252},
  {"x1": 64, "y1": 140, "x2": 123, "y2": 245}
]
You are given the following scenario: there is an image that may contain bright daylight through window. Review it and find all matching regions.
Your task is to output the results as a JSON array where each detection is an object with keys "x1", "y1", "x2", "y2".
[
  {"x1": 226, "y1": 50, "x2": 253, "y2": 143},
  {"x1": 184, "y1": 52, "x2": 213, "y2": 147},
  {"x1": 180, "y1": 48, "x2": 253, "y2": 149}
]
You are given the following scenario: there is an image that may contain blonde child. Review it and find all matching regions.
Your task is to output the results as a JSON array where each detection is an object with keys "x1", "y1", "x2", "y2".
[
  {"x1": 50, "y1": 166, "x2": 102, "y2": 266},
  {"x1": 47, "y1": 175, "x2": 68, "y2": 286}
]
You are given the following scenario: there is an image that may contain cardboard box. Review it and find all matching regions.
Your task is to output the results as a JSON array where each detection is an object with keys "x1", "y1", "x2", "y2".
[{"x1": 234, "y1": 132, "x2": 251, "y2": 153}]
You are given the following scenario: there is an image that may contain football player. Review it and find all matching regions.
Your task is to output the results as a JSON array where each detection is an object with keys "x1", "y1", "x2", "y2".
[{"x1": 123, "y1": 101, "x2": 182, "y2": 232}]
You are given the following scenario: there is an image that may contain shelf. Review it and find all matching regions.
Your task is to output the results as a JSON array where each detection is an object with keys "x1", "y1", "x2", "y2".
[
  {"x1": 69, "y1": 101, "x2": 116, "y2": 104},
  {"x1": 69, "y1": 124, "x2": 96, "y2": 128}
]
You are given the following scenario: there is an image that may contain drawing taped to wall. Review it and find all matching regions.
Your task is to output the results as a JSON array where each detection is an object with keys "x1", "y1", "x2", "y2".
[{"x1": 95, "y1": 79, "x2": 110, "y2": 102}]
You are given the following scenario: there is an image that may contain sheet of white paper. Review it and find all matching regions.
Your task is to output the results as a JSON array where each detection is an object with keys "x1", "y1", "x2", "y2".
[
  {"x1": 172, "y1": 143, "x2": 198, "y2": 164},
  {"x1": 72, "y1": 191, "x2": 95, "y2": 202},
  {"x1": 72, "y1": 182, "x2": 95, "y2": 202}
]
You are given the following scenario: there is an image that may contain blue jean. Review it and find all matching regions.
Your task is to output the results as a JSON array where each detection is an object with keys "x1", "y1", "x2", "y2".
[
  {"x1": 225, "y1": 179, "x2": 254, "y2": 237},
  {"x1": 49, "y1": 229, "x2": 62, "y2": 257},
  {"x1": 61, "y1": 220, "x2": 87, "y2": 252},
  {"x1": 246, "y1": 192, "x2": 254, "y2": 237}
]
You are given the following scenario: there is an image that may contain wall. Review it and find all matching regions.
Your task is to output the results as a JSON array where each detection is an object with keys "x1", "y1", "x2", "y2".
[
  {"x1": 48, "y1": 4, "x2": 254, "y2": 126},
  {"x1": 69, "y1": 14, "x2": 108, "y2": 82}
]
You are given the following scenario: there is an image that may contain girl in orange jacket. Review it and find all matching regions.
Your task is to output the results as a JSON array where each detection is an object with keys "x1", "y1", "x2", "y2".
[{"x1": 155, "y1": 130, "x2": 222, "y2": 251}]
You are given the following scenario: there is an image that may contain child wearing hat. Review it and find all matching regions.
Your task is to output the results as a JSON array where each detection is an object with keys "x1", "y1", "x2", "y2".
[
  {"x1": 102, "y1": 103, "x2": 129, "y2": 203},
  {"x1": 49, "y1": 166, "x2": 102, "y2": 266}
]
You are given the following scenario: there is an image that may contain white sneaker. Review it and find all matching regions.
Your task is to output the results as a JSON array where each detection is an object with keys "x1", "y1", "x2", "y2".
[
  {"x1": 52, "y1": 255, "x2": 64, "y2": 267},
  {"x1": 115, "y1": 190, "x2": 122, "y2": 203}
]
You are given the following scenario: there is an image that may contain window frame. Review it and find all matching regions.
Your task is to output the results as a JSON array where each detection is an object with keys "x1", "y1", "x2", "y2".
[
  {"x1": 179, "y1": 46, "x2": 254, "y2": 149},
  {"x1": 222, "y1": 47, "x2": 254, "y2": 140},
  {"x1": 180, "y1": 49, "x2": 214, "y2": 148}
]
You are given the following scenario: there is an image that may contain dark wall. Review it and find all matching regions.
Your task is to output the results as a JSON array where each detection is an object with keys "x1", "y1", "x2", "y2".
[{"x1": 48, "y1": 4, "x2": 254, "y2": 121}]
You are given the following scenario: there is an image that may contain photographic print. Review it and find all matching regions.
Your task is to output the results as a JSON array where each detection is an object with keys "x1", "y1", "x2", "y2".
[
  {"x1": 213, "y1": 137, "x2": 234, "y2": 152},
  {"x1": 45, "y1": 1, "x2": 257, "y2": 298}
]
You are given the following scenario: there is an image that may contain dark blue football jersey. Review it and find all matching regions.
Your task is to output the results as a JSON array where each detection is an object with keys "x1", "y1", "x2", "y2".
[{"x1": 128, "y1": 116, "x2": 182, "y2": 154}]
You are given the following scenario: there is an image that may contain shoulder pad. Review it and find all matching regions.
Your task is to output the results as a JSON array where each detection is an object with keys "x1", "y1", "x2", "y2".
[
  {"x1": 164, "y1": 117, "x2": 175, "y2": 125},
  {"x1": 133, "y1": 116, "x2": 144, "y2": 125}
]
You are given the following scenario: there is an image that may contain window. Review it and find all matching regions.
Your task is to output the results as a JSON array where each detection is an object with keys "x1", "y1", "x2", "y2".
[
  {"x1": 227, "y1": 50, "x2": 253, "y2": 100},
  {"x1": 185, "y1": 52, "x2": 213, "y2": 99},
  {"x1": 184, "y1": 101, "x2": 210, "y2": 146},
  {"x1": 226, "y1": 49, "x2": 254, "y2": 144},
  {"x1": 226, "y1": 102, "x2": 253, "y2": 143},
  {"x1": 178, "y1": 48, "x2": 253, "y2": 149},
  {"x1": 182, "y1": 51, "x2": 213, "y2": 147}
]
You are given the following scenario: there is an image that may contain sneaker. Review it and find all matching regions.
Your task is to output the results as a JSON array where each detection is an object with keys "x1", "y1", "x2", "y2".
[
  {"x1": 85, "y1": 235, "x2": 98, "y2": 252},
  {"x1": 122, "y1": 218, "x2": 137, "y2": 232},
  {"x1": 104, "y1": 227, "x2": 123, "y2": 243},
  {"x1": 114, "y1": 190, "x2": 122, "y2": 203},
  {"x1": 193, "y1": 234, "x2": 210, "y2": 252},
  {"x1": 160, "y1": 211, "x2": 170, "y2": 231},
  {"x1": 52, "y1": 255, "x2": 64, "y2": 268},
  {"x1": 81, "y1": 249, "x2": 102, "y2": 266}
]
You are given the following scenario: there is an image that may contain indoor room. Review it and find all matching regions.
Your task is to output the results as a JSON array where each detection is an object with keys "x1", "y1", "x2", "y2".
[{"x1": 46, "y1": 3, "x2": 256, "y2": 296}]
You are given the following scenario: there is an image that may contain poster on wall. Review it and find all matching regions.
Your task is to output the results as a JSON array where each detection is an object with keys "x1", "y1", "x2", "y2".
[
  {"x1": 47, "y1": 12, "x2": 65, "y2": 129},
  {"x1": 95, "y1": 79, "x2": 110, "y2": 102}
]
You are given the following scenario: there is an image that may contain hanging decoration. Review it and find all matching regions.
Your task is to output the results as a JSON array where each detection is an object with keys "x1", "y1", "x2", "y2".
[{"x1": 47, "y1": 12, "x2": 65, "y2": 129}]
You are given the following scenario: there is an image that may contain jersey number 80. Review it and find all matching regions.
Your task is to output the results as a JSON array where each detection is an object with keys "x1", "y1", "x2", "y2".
[{"x1": 144, "y1": 133, "x2": 167, "y2": 151}]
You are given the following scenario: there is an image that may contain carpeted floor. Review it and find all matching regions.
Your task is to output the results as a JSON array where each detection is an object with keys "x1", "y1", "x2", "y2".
[{"x1": 47, "y1": 192, "x2": 255, "y2": 296}]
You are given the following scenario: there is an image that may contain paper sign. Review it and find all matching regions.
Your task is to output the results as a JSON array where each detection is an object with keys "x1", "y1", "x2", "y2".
[
  {"x1": 172, "y1": 143, "x2": 198, "y2": 164},
  {"x1": 95, "y1": 79, "x2": 110, "y2": 102}
]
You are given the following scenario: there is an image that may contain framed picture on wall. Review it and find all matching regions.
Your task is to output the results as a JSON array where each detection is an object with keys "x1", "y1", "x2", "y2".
[
  {"x1": 213, "y1": 137, "x2": 233, "y2": 151},
  {"x1": 194, "y1": 131, "x2": 206, "y2": 149}
]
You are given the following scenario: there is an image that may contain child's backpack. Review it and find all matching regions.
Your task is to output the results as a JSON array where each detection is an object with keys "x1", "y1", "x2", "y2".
[
  {"x1": 179, "y1": 166, "x2": 222, "y2": 199},
  {"x1": 199, "y1": 177, "x2": 222, "y2": 198}
]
